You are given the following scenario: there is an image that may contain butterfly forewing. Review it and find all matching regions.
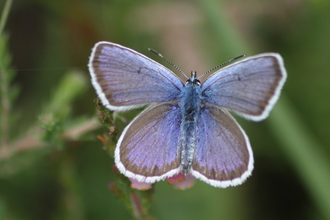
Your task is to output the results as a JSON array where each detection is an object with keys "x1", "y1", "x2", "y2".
[
  {"x1": 115, "y1": 101, "x2": 182, "y2": 183},
  {"x1": 192, "y1": 103, "x2": 253, "y2": 188},
  {"x1": 201, "y1": 53, "x2": 287, "y2": 121},
  {"x1": 88, "y1": 42, "x2": 184, "y2": 111}
]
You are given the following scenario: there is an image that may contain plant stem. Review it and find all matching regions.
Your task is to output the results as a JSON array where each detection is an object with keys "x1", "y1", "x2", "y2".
[
  {"x1": 0, "y1": 0, "x2": 13, "y2": 154},
  {"x1": 0, "y1": 0, "x2": 13, "y2": 37}
]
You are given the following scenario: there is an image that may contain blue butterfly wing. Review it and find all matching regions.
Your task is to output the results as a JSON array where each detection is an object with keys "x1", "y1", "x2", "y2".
[
  {"x1": 88, "y1": 42, "x2": 184, "y2": 111},
  {"x1": 115, "y1": 101, "x2": 182, "y2": 183},
  {"x1": 201, "y1": 53, "x2": 287, "y2": 121},
  {"x1": 191, "y1": 103, "x2": 253, "y2": 188}
]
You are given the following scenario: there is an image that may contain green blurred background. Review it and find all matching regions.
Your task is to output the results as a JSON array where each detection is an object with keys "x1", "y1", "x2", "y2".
[{"x1": 1, "y1": 0, "x2": 330, "y2": 219}]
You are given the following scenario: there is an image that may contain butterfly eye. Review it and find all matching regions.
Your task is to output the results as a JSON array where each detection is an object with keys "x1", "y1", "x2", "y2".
[
  {"x1": 195, "y1": 79, "x2": 201, "y2": 86},
  {"x1": 185, "y1": 78, "x2": 201, "y2": 87},
  {"x1": 185, "y1": 71, "x2": 201, "y2": 86}
]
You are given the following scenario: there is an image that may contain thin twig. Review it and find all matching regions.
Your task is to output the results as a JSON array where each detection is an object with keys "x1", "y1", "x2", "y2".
[{"x1": 0, "y1": 118, "x2": 101, "y2": 159}]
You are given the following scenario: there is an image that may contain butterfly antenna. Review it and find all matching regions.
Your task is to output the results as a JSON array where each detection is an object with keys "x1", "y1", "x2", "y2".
[
  {"x1": 198, "y1": 54, "x2": 246, "y2": 79},
  {"x1": 148, "y1": 48, "x2": 189, "y2": 79}
]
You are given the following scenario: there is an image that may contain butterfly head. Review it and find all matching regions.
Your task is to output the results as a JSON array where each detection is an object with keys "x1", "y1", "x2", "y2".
[{"x1": 186, "y1": 71, "x2": 201, "y2": 87}]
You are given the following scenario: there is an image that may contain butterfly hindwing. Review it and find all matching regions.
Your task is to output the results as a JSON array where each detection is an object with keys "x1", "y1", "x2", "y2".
[
  {"x1": 115, "y1": 101, "x2": 182, "y2": 183},
  {"x1": 191, "y1": 103, "x2": 253, "y2": 188}
]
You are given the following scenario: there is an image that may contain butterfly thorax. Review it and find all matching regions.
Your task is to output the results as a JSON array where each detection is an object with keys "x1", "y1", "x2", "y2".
[{"x1": 179, "y1": 72, "x2": 202, "y2": 175}]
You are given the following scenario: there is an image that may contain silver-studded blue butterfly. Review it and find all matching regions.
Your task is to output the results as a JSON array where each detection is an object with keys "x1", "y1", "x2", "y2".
[{"x1": 88, "y1": 41, "x2": 287, "y2": 188}]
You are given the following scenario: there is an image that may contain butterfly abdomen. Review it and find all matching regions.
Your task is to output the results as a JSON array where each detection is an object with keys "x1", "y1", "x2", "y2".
[{"x1": 179, "y1": 77, "x2": 202, "y2": 175}]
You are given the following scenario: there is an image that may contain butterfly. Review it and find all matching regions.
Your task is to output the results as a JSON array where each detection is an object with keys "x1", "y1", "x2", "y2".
[{"x1": 88, "y1": 41, "x2": 287, "y2": 188}]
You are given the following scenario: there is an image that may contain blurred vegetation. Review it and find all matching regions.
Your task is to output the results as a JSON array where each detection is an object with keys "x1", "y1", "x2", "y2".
[{"x1": 1, "y1": 0, "x2": 330, "y2": 219}]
